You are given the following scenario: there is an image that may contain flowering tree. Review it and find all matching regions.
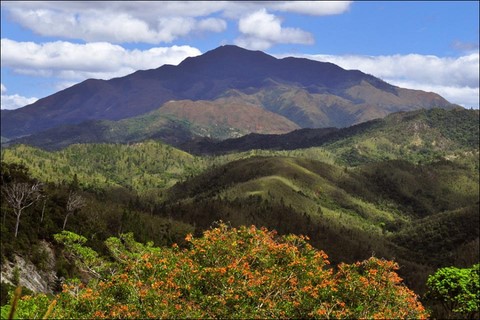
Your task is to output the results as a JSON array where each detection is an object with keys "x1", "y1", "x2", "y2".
[{"x1": 3, "y1": 223, "x2": 428, "y2": 319}]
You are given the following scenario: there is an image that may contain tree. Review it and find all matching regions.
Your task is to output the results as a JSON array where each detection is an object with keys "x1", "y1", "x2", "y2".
[
  {"x1": 2, "y1": 224, "x2": 428, "y2": 319},
  {"x1": 63, "y1": 191, "x2": 86, "y2": 230},
  {"x1": 1, "y1": 182, "x2": 42, "y2": 237},
  {"x1": 426, "y1": 264, "x2": 479, "y2": 319}
]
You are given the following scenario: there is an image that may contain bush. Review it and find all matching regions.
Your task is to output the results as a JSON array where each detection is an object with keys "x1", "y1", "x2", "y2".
[
  {"x1": 2, "y1": 224, "x2": 428, "y2": 319},
  {"x1": 426, "y1": 264, "x2": 479, "y2": 319}
]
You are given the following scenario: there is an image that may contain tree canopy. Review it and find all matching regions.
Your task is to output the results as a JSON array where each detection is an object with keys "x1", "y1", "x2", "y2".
[
  {"x1": 426, "y1": 264, "x2": 479, "y2": 319},
  {"x1": 2, "y1": 223, "x2": 428, "y2": 319}
]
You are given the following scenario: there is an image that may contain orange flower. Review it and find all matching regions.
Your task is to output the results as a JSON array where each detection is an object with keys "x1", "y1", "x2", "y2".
[
  {"x1": 316, "y1": 308, "x2": 327, "y2": 315},
  {"x1": 93, "y1": 310, "x2": 106, "y2": 318}
]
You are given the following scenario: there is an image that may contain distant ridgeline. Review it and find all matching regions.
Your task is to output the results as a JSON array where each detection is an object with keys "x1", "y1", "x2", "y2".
[{"x1": 2, "y1": 45, "x2": 456, "y2": 146}]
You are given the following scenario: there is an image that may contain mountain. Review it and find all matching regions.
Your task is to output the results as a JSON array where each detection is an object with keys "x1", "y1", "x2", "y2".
[
  {"x1": 1, "y1": 45, "x2": 456, "y2": 140},
  {"x1": 4, "y1": 108, "x2": 478, "y2": 198},
  {"x1": 5, "y1": 97, "x2": 300, "y2": 151},
  {"x1": 180, "y1": 108, "x2": 480, "y2": 165}
]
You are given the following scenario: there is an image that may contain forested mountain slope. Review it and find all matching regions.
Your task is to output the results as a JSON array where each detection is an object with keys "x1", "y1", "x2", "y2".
[
  {"x1": 181, "y1": 108, "x2": 479, "y2": 164},
  {"x1": 1, "y1": 45, "x2": 455, "y2": 140},
  {"x1": 1, "y1": 107, "x2": 478, "y2": 319}
]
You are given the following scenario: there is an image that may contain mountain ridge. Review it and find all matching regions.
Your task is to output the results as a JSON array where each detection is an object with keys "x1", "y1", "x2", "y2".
[{"x1": 1, "y1": 45, "x2": 456, "y2": 140}]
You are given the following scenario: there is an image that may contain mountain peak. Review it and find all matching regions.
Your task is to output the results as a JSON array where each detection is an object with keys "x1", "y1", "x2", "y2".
[
  {"x1": 204, "y1": 44, "x2": 271, "y2": 57},
  {"x1": 1, "y1": 45, "x2": 456, "y2": 140},
  {"x1": 178, "y1": 44, "x2": 277, "y2": 70}
]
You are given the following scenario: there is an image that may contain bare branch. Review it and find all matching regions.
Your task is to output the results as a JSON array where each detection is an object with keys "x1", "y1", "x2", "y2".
[
  {"x1": 67, "y1": 191, "x2": 87, "y2": 213},
  {"x1": 1, "y1": 182, "x2": 42, "y2": 237},
  {"x1": 63, "y1": 191, "x2": 87, "y2": 230}
]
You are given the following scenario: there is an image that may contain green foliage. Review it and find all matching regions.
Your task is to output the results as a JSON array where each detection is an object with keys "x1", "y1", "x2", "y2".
[
  {"x1": 1, "y1": 290, "x2": 51, "y2": 320},
  {"x1": 54, "y1": 231, "x2": 109, "y2": 279},
  {"x1": 0, "y1": 161, "x2": 195, "y2": 295},
  {"x1": 391, "y1": 206, "x2": 479, "y2": 264},
  {"x1": 323, "y1": 108, "x2": 479, "y2": 167},
  {"x1": 1, "y1": 226, "x2": 428, "y2": 319},
  {"x1": 1, "y1": 141, "x2": 209, "y2": 194},
  {"x1": 0, "y1": 108, "x2": 478, "y2": 319},
  {"x1": 426, "y1": 264, "x2": 479, "y2": 318}
]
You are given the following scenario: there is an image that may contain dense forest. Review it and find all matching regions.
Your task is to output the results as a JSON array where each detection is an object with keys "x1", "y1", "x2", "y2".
[{"x1": 1, "y1": 108, "x2": 479, "y2": 318}]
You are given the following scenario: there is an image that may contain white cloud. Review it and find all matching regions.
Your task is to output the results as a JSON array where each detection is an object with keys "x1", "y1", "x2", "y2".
[
  {"x1": 388, "y1": 81, "x2": 479, "y2": 109},
  {"x1": 305, "y1": 53, "x2": 479, "y2": 88},
  {"x1": 219, "y1": 1, "x2": 352, "y2": 19},
  {"x1": 4, "y1": 2, "x2": 228, "y2": 44},
  {"x1": 272, "y1": 1, "x2": 352, "y2": 16},
  {"x1": 1, "y1": 39, "x2": 202, "y2": 81},
  {"x1": 2, "y1": 1, "x2": 351, "y2": 44},
  {"x1": 279, "y1": 52, "x2": 480, "y2": 108},
  {"x1": 197, "y1": 17, "x2": 227, "y2": 33},
  {"x1": 235, "y1": 9, "x2": 314, "y2": 50},
  {"x1": 1, "y1": 84, "x2": 38, "y2": 110}
]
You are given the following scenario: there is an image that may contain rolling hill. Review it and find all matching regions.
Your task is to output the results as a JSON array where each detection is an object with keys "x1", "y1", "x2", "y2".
[
  {"x1": 1, "y1": 106, "x2": 478, "y2": 298},
  {"x1": 160, "y1": 155, "x2": 478, "y2": 293},
  {"x1": 1, "y1": 45, "x2": 456, "y2": 141},
  {"x1": 181, "y1": 108, "x2": 480, "y2": 166}
]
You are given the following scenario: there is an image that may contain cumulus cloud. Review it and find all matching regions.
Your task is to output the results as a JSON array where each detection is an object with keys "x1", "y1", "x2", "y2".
[
  {"x1": 1, "y1": 39, "x2": 201, "y2": 81},
  {"x1": 390, "y1": 81, "x2": 479, "y2": 109},
  {"x1": 271, "y1": 1, "x2": 352, "y2": 16},
  {"x1": 3, "y1": 2, "x2": 227, "y2": 44},
  {"x1": 1, "y1": 84, "x2": 38, "y2": 110},
  {"x1": 277, "y1": 52, "x2": 479, "y2": 108},
  {"x1": 2, "y1": 1, "x2": 351, "y2": 44},
  {"x1": 304, "y1": 53, "x2": 479, "y2": 88},
  {"x1": 235, "y1": 9, "x2": 314, "y2": 50},
  {"x1": 218, "y1": 1, "x2": 352, "y2": 19}
]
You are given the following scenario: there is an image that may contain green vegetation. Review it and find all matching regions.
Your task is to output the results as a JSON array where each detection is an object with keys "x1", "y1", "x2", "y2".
[
  {"x1": 1, "y1": 141, "x2": 208, "y2": 195},
  {"x1": 0, "y1": 161, "x2": 194, "y2": 283},
  {"x1": 426, "y1": 264, "x2": 479, "y2": 318},
  {"x1": 2, "y1": 225, "x2": 428, "y2": 319},
  {"x1": 1, "y1": 108, "x2": 478, "y2": 319},
  {"x1": 323, "y1": 108, "x2": 480, "y2": 166}
]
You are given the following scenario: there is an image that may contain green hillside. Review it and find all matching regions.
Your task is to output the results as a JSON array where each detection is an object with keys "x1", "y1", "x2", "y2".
[
  {"x1": 1, "y1": 108, "x2": 478, "y2": 318},
  {"x1": 1, "y1": 141, "x2": 208, "y2": 194},
  {"x1": 323, "y1": 108, "x2": 479, "y2": 166},
  {"x1": 159, "y1": 155, "x2": 478, "y2": 296}
]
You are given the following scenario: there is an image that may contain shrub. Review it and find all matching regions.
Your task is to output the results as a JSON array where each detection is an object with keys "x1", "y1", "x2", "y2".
[
  {"x1": 2, "y1": 224, "x2": 428, "y2": 319},
  {"x1": 426, "y1": 264, "x2": 479, "y2": 319}
]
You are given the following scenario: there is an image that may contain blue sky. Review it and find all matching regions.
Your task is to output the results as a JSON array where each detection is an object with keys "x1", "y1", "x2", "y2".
[{"x1": 1, "y1": 1, "x2": 479, "y2": 110}]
